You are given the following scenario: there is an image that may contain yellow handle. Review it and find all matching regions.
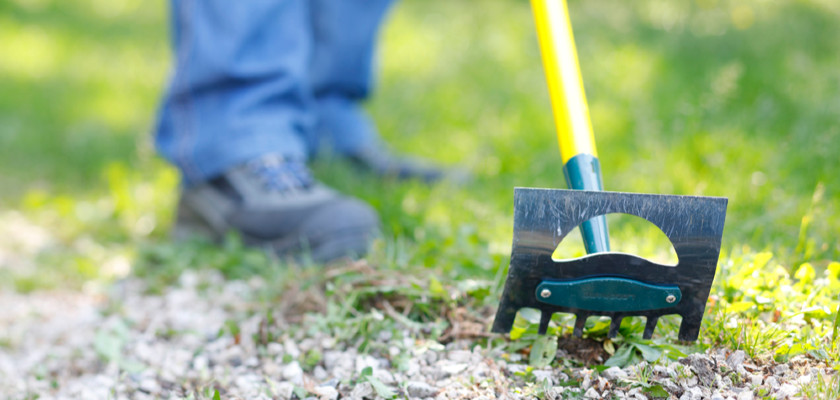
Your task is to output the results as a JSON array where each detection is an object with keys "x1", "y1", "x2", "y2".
[{"x1": 530, "y1": 0, "x2": 597, "y2": 164}]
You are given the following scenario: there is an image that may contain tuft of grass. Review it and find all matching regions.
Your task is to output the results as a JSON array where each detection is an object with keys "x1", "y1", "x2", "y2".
[{"x1": 799, "y1": 370, "x2": 840, "y2": 400}]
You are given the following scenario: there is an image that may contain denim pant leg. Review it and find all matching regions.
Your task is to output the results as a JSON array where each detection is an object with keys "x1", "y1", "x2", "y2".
[
  {"x1": 308, "y1": 0, "x2": 397, "y2": 156},
  {"x1": 156, "y1": 0, "x2": 313, "y2": 186}
]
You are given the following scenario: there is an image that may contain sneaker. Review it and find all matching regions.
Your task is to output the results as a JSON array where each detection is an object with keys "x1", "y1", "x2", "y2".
[{"x1": 173, "y1": 155, "x2": 380, "y2": 263}]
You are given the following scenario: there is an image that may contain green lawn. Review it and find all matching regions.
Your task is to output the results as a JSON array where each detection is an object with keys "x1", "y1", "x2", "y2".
[{"x1": 1, "y1": 0, "x2": 838, "y2": 384}]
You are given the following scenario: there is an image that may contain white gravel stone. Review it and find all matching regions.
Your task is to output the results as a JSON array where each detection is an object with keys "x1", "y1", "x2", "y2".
[
  {"x1": 138, "y1": 377, "x2": 160, "y2": 394},
  {"x1": 273, "y1": 381, "x2": 295, "y2": 399},
  {"x1": 775, "y1": 383, "x2": 798, "y2": 399},
  {"x1": 546, "y1": 386, "x2": 566, "y2": 397},
  {"x1": 267, "y1": 342, "x2": 284, "y2": 356},
  {"x1": 584, "y1": 387, "x2": 601, "y2": 399},
  {"x1": 446, "y1": 350, "x2": 472, "y2": 363},
  {"x1": 283, "y1": 338, "x2": 301, "y2": 359},
  {"x1": 311, "y1": 385, "x2": 339, "y2": 400},
  {"x1": 683, "y1": 387, "x2": 704, "y2": 400},
  {"x1": 389, "y1": 346, "x2": 401, "y2": 358},
  {"x1": 737, "y1": 390, "x2": 755, "y2": 400},
  {"x1": 281, "y1": 361, "x2": 304, "y2": 385},
  {"x1": 313, "y1": 365, "x2": 329, "y2": 381},
  {"x1": 438, "y1": 362, "x2": 468, "y2": 376},
  {"x1": 796, "y1": 373, "x2": 811, "y2": 386},
  {"x1": 404, "y1": 358, "x2": 421, "y2": 377},
  {"x1": 581, "y1": 372, "x2": 592, "y2": 390},
  {"x1": 602, "y1": 366, "x2": 628, "y2": 381},
  {"x1": 406, "y1": 380, "x2": 438, "y2": 398},
  {"x1": 349, "y1": 381, "x2": 374, "y2": 399},
  {"x1": 661, "y1": 379, "x2": 681, "y2": 394},
  {"x1": 355, "y1": 354, "x2": 380, "y2": 373},
  {"x1": 531, "y1": 369, "x2": 554, "y2": 385},
  {"x1": 765, "y1": 376, "x2": 780, "y2": 389},
  {"x1": 373, "y1": 368, "x2": 396, "y2": 385},
  {"x1": 726, "y1": 350, "x2": 746, "y2": 374}
]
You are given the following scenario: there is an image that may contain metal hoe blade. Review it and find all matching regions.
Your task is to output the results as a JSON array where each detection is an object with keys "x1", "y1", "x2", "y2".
[{"x1": 492, "y1": 188, "x2": 728, "y2": 341}]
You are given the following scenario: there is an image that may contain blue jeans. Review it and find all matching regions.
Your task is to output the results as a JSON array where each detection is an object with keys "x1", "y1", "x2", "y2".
[{"x1": 155, "y1": 0, "x2": 395, "y2": 185}]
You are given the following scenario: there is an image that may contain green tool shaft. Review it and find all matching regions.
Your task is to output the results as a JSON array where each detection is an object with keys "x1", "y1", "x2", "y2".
[{"x1": 563, "y1": 154, "x2": 610, "y2": 253}]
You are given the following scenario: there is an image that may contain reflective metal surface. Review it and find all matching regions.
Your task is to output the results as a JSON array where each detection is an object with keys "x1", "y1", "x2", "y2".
[{"x1": 491, "y1": 188, "x2": 728, "y2": 341}]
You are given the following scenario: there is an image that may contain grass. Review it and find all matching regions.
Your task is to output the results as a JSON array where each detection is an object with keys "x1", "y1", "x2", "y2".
[
  {"x1": 800, "y1": 369, "x2": 840, "y2": 400},
  {"x1": 1, "y1": 0, "x2": 839, "y2": 394}
]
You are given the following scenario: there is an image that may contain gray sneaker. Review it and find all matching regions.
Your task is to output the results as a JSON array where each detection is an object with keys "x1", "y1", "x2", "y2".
[{"x1": 173, "y1": 155, "x2": 380, "y2": 263}]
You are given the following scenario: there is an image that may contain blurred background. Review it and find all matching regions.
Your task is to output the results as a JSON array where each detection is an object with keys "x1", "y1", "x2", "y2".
[{"x1": 1, "y1": 0, "x2": 838, "y2": 291}]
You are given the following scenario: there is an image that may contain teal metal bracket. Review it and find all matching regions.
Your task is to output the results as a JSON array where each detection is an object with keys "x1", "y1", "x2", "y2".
[{"x1": 535, "y1": 277, "x2": 681, "y2": 312}]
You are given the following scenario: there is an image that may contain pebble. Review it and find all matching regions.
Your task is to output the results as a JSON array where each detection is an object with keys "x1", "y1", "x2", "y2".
[
  {"x1": 683, "y1": 354, "x2": 716, "y2": 387},
  {"x1": 311, "y1": 385, "x2": 339, "y2": 400},
  {"x1": 681, "y1": 387, "x2": 703, "y2": 400},
  {"x1": 775, "y1": 383, "x2": 798, "y2": 399},
  {"x1": 355, "y1": 354, "x2": 379, "y2": 373},
  {"x1": 281, "y1": 361, "x2": 304, "y2": 385},
  {"x1": 581, "y1": 372, "x2": 592, "y2": 390},
  {"x1": 602, "y1": 366, "x2": 628, "y2": 381},
  {"x1": 266, "y1": 342, "x2": 284, "y2": 356},
  {"x1": 532, "y1": 370, "x2": 555, "y2": 385},
  {"x1": 138, "y1": 378, "x2": 160, "y2": 394},
  {"x1": 283, "y1": 339, "x2": 301, "y2": 359},
  {"x1": 274, "y1": 382, "x2": 295, "y2": 399},
  {"x1": 313, "y1": 365, "x2": 329, "y2": 381},
  {"x1": 406, "y1": 380, "x2": 438, "y2": 398},
  {"x1": 349, "y1": 381, "x2": 374, "y2": 399},
  {"x1": 373, "y1": 369, "x2": 396, "y2": 385},
  {"x1": 765, "y1": 376, "x2": 780, "y2": 389},
  {"x1": 447, "y1": 350, "x2": 472, "y2": 363},
  {"x1": 726, "y1": 350, "x2": 746, "y2": 374},
  {"x1": 438, "y1": 362, "x2": 468, "y2": 376}
]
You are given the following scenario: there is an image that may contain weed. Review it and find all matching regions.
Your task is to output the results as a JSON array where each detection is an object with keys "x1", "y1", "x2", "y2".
[
  {"x1": 359, "y1": 366, "x2": 396, "y2": 399},
  {"x1": 833, "y1": 299, "x2": 840, "y2": 355},
  {"x1": 799, "y1": 370, "x2": 840, "y2": 400},
  {"x1": 529, "y1": 335, "x2": 558, "y2": 368},
  {"x1": 633, "y1": 363, "x2": 653, "y2": 386},
  {"x1": 302, "y1": 349, "x2": 323, "y2": 371},
  {"x1": 673, "y1": 364, "x2": 693, "y2": 381}
]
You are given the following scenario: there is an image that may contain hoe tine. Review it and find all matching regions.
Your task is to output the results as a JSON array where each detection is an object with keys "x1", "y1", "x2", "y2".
[
  {"x1": 539, "y1": 311, "x2": 552, "y2": 335},
  {"x1": 643, "y1": 316, "x2": 659, "y2": 339},
  {"x1": 573, "y1": 313, "x2": 587, "y2": 337},
  {"x1": 608, "y1": 317, "x2": 623, "y2": 338}
]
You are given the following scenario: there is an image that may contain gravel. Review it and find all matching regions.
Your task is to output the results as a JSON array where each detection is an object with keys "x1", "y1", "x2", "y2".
[{"x1": 0, "y1": 270, "x2": 834, "y2": 399}]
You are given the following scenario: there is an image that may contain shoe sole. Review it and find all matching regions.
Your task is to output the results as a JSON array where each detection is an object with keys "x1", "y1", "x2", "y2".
[{"x1": 173, "y1": 197, "x2": 379, "y2": 264}]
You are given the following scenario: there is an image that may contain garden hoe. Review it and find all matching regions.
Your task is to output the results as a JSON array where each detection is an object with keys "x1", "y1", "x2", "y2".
[{"x1": 491, "y1": 0, "x2": 728, "y2": 341}]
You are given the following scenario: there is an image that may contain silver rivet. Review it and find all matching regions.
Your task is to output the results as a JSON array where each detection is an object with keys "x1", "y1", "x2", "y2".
[
  {"x1": 540, "y1": 289, "x2": 552, "y2": 298},
  {"x1": 666, "y1": 294, "x2": 677, "y2": 304}
]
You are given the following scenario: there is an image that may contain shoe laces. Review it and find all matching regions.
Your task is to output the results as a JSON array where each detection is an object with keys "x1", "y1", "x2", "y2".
[{"x1": 246, "y1": 155, "x2": 314, "y2": 193}]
